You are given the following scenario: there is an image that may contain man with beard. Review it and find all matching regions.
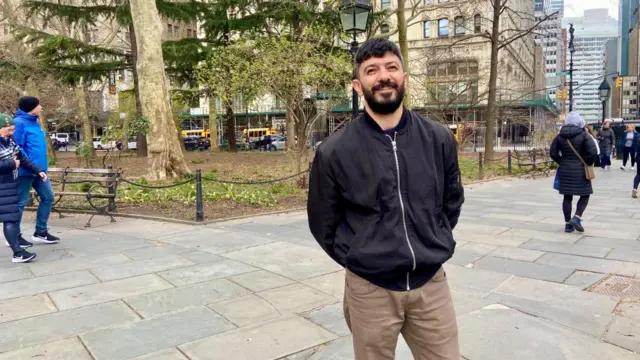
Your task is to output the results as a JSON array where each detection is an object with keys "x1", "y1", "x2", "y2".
[{"x1": 307, "y1": 38, "x2": 464, "y2": 359}]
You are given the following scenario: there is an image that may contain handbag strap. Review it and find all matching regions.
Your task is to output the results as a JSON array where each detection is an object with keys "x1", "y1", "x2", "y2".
[{"x1": 566, "y1": 138, "x2": 587, "y2": 166}]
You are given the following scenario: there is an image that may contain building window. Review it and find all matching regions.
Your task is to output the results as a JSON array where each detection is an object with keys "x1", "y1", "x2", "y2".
[
  {"x1": 423, "y1": 21, "x2": 430, "y2": 38},
  {"x1": 174, "y1": 25, "x2": 180, "y2": 36},
  {"x1": 454, "y1": 16, "x2": 465, "y2": 35},
  {"x1": 187, "y1": 29, "x2": 192, "y2": 38},
  {"x1": 168, "y1": 24, "x2": 173, "y2": 36},
  {"x1": 438, "y1": 19, "x2": 449, "y2": 37},
  {"x1": 381, "y1": 0, "x2": 391, "y2": 9},
  {"x1": 381, "y1": 23, "x2": 390, "y2": 34},
  {"x1": 424, "y1": 0, "x2": 430, "y2": 4},
  {"x1": 474, "y1": 15, "x2": 481, "y2": 33}
]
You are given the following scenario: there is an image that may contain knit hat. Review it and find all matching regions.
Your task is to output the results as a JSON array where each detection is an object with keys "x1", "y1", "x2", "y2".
[
  {"x1": 18, "y1": 96, "x2": 40, "y2": 113},
  {"x1": 0, "y1": 114, "x2": 15, "y2": 128}
]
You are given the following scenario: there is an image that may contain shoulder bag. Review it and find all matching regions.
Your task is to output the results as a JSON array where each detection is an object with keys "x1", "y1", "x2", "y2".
[{"x1": 566, "y1": 139, "x2": 595, "y2": 180}]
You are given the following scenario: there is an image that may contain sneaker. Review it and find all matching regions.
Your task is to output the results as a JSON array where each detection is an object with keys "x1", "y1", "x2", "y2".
[
  {"x1": 621, "y1": 166, "x2": 626, "y2": 170},
  {"x1": 633, "y1": 189, "x2": 638, "y2": 199},
  {"x1": 31, "y1": 231, "x2": 60, "y2": 244},
  {"x1": 564, "y1": 223, "x2": 575, "y2": 233},
  {"x1": 569, "y1": 216, "x2": 584, "y2": 232},
  {"x1": 4, "y1": 235, "x2": 33, "y2": 248},
  {"x1": 12, "y1": 249, "x2": 36, "y2": 263}
]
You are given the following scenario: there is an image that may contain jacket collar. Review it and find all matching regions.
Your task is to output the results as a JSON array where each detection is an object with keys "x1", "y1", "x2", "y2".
[
  {"x1": 362, "y1": 107, "x2": 410, "y2": 134},
  {"x1": 15, "y1": 109, "x2": 38, "y2": 122}
]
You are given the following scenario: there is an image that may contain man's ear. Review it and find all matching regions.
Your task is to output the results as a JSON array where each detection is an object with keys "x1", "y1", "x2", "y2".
[{"x1": 352, "y1": 79, "x2": 363, "y2": 96}]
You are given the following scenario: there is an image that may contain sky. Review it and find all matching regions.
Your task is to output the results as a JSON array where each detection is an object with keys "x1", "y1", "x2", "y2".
[{"x1": 564, "y1": 0, "x2": 618, "y2": 19}]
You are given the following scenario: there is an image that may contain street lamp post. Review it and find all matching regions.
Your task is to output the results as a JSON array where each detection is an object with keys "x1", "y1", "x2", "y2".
[
  {"x1": 340, "y1": 0, "x2": 372, "y2": 120},
  {"x1": 598, "y1": 78, "x2": 611, "y2": 123},
  {"x1": 568, "y1": 24, "x2": 575, "y2": 112}
]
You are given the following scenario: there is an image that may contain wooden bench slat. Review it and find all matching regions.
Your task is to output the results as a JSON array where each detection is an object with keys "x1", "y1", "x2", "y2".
[
  {"x1": 48, "y1": 168, "x2": 117, "y2": 174},
  {"x1": 57, "y1": 176, "x2": 118, "y2": 182}
]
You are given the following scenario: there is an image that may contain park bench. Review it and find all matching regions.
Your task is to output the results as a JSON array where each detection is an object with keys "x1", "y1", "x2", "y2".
[
  {"x1": 30, "y1": 167, "x2": 120, "y2": 227},
  {"x1": 513, "y1": 148, "x2": 553, "y2": 178}
]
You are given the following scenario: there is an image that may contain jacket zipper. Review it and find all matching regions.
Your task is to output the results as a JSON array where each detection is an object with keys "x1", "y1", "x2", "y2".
[{"x1": 386, "y1": 132, "x2": 416, "y2": 290}]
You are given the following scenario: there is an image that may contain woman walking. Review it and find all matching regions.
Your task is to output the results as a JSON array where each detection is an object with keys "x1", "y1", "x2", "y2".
[
  {"x1": 550, "y1": 112, "x2": 598, "y2": 233},
  {"x1": 0, "y1": 114, "x2": 47, "y2": 263},
  {"x1": 621, "y1": 124, "x2": 638, "y2": 170}
]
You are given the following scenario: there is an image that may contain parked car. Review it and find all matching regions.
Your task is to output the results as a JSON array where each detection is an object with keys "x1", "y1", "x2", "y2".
[
  {"x1": 183, "y1": 136, "x2": 210, "y2": 151},
  {"x1": 50, "y1": 133, "x2": 70, "y2": 146},
  {"x1": 269, "y1": 135, "x2": 286, "y2": 151},
  {"x1": 92, "y1": 137, "x2": 117, "y2": 150}
]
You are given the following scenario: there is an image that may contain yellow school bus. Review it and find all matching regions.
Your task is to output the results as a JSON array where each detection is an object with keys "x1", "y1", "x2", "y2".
[
  {"x1": 181, "y1": 129, "x2": 211, "y2": 138},
  {"x1": 242, "y1": 128, "x2": 278, "y2": 140}
]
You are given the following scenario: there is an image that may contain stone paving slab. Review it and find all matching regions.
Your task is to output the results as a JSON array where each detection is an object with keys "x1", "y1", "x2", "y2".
[
  {"x1": 536, "y1": 253, "x2": 640, "y2": 277},
  {"x1": 130, "y1": 348, "x2": 189, "y2": 360},
  {"x1": 27, "y1": 253, "x2": 131, "y2": 276},
  {"x1": 501, "y1": 228, "x2": 581, "y2": 243},
  {"x1": 125, "y1": 278, "x2": 250, "y2": 318},
  {"x1": 209, "y1": 294, "x2": 282, "y2": 327},
  {"x1": 0, "y1": 337, "x2": 93, "y2": 360},
  {"x1": 257, "y1": 284, "x2": 339, "y2": 314},
  {"x1": 227, "y1": 269, "x2": 296, "y2": 293},
  {"x1": 222, "y1": 241, "x2": 343, "y2": 281},
  {"x1": 520, "y1": 239, "x2": 612, "y2": 258},
  {"x1": 49, "y1": 274, "x2": 174, "y2": 310},
  {"x1": 489, "y1": 277, "x2": 619, "y2": 335},
  {"x1": 0, "y1": 267, "x2": 33, "y2": 284},
  {"x1": 577, "y1": 237, "x2": 640, "y2": 250},
  {"x1": 452, "y1": 231, "x2": 530, "y2": 247},
  {"x1": 90, "y1": 255, "x2": 195, "y2": 281},
  {"x1": 458, "y1": 308, "x2": 640, "y2": 360},
  {"x1": 0, "y1": 270, "x2": 98, "y2": 301},
  {"x1": 489, "y1": 246, "x2": 546, "y2": 262},
  {"x1": 158, "y1": 260, "x2": 258, "y2": 286},
  {"x1": 473, "y1": 256, "x2": 575, "y2": 283},
  {"x1": 125, "y1": 244, "x2": 193, "y2": 260},
  {"x1": 82, "y1": 307, "x2": 235, "y2": 360},
  {"x1": 0, "y1": 301, "x2": 138, "y2": 353},
  {"x1": 0, "y1": 294, "x2": 57, "y2": 324},
  {"x1": 606, "y1": 248, "x2": 640, "y2": 263},
  {"x1": 301, "y1": 271, "x2": 345, "y2": 299},
  {"x1": 177, "y1": 251, "x2": 224, "y2": 264},
  {"x1": 180, "y1": 315, "x2": 338, "y2": 360},
  {"x1": 605, "y1": 302, "x2": 640, "y2": 353},
  {"x1": 159, "y1": 228, "x2": 277, "y2": 254},
  {"x1": 564, "y1": 271, "x2": 608, "y2": 288},
  {"x1": 443, "y1": 264, "x2": 512, "y2": 297}
]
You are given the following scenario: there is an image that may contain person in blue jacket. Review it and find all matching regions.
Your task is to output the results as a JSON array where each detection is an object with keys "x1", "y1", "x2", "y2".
[
  {"x1": 620, "y1": 124, "x2": 639, "y2": 170},
  {"x1": 0, "y1": 114, "x2": 48, "y2": 263},
  {"x1": 13, "y1": 97, "x2": 59, "y2": 246}
]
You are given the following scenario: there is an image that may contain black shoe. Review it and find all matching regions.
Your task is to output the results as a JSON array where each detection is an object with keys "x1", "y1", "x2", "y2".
[
  {"x1": 31, "y1": 231, "x2": 60, "y2": 244},
  {"x1": 12, "y1": 249, "x2": 36, "y2": 263},
  {"x1": 5, "y1": 235, "x2": 33, "y2": 249}
]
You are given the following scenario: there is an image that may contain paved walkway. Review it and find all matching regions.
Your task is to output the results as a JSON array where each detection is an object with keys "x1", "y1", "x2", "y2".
[{"x1": 0, "y1": 160, "x2": 639, "y2": 360}]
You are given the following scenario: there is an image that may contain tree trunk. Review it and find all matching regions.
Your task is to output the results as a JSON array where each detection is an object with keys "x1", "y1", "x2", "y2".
[
  {"x1": 294, "y1": 118, "x2": 309, "y2": 188},
  {"x1": 484, "y1": 1, "x2": 501, "y2": 161},
  {"x1": 130, "y1": 0, "x2": 190, "y2": 180},
  {"x1": 74, "y1": 79, "x2": 95, "y2": 158},
  {"x1": 396, "y1": 0, "x2": 411, "y2": 109},
  {"x1": 286, "y1": 110, "x2": 296, "y2": 152},
  {"x1": 209, "y1": 96, "x2": 220, "y2": 152},
  {"x1": 129, "y1": 22, "x2": 148, "y2": 157},
  {"x1": 25, "y1": 78, "x2": 56, "y2": 163},
  {"x1": 225, "y1": 101, "x2": 236, "y2": 152}
]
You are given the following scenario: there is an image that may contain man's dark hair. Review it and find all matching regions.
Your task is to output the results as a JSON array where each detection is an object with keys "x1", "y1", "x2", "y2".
[{"x1": 353, "y1": 38, "x2": 404, "y2": 79}]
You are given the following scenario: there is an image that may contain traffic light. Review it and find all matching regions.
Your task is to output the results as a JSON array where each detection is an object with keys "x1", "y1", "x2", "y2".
[{"x1": 616, "y1": 77, "x2": 623, "y2": 88}]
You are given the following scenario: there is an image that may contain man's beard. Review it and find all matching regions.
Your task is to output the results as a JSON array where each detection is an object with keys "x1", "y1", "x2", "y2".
[{"x1": 362, "y1": 80, "x2": 405, "y2": 115}]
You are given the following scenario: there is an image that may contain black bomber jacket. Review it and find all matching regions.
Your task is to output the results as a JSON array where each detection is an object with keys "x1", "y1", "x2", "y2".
[{"x1": 307, "y1": 108, "x2": 465, "y2": 291}]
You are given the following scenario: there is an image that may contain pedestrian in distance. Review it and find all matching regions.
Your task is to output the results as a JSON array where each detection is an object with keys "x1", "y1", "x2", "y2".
[
  {"x1": 307, "y1": 38, "x2": 465, "y2": 360},
  {"x1": 550, "y1": 112, "x2": 598, "y2": 233},
  {"x1": 0, "y1": 114, "x2": 48, "y2": 263},
  {"x1": 620, "y1": 124, "x2": 638, "y2": 170},
  {"x1": 597, "y1": 120, "x2": 615, "y2": 170},
  {"x1": 13, "y1": 96, "x2": 60, "y2": 245}
]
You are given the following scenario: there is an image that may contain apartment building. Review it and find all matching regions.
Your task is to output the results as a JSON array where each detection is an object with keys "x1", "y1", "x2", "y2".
[
  {"x1": 562, "y1": 9, "x2": 617, "y2": 123},
  {"x1": 534, "y1": 0, "x2": 566, "y2": 110}
]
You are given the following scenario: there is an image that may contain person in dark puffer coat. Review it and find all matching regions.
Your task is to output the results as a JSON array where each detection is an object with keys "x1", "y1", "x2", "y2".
[
  {"x1": 550, "y1": 112, "x2": 598, "y2": 233},
  {"x1": 0, "y1": 114, "x2": 47, "y2": 263}
]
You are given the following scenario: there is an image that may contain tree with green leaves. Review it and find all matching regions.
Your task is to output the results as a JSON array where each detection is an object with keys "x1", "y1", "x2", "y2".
[
  {"x1": 251, "y1": 37, "x2": 351, "y2": 178},
  {"x1": 195, "y1": 42, "x2": 264, "y2": 153}
]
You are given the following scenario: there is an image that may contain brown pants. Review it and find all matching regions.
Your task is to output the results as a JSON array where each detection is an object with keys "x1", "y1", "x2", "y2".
[{"x1": 343, "y1": 267, "x2": 460, "y2": 360}]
